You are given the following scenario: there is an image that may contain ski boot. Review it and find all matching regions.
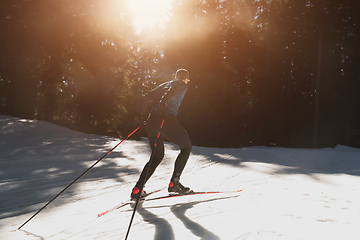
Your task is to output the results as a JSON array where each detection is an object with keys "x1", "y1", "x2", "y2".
[
  {"x1": 130, "y1": 186, "x2": 147, "y2": 200},
  {"x1": 168, "y1": 178, "x2": 194, "y2": 195}
]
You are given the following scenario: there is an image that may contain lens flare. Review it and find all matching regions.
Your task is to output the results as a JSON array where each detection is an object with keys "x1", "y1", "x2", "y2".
[{"x1": 159, "y1": 51, "x2": 165, "y2": 60}]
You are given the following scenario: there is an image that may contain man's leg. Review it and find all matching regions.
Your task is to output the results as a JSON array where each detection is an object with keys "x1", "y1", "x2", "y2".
[
  {"x1": 161, "y1": 115, "x2": 192, "y2": 192},
  {"x1": 131, "y1": 114, "x2": 164, "y2": 198}
]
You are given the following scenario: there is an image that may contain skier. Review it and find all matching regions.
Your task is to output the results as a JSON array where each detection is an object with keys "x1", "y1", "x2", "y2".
[{"x1": 131, "y1": 69, "x2": 193, "y2": 199}]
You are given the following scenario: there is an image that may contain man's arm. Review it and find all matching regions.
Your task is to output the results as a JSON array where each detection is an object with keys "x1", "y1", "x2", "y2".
[{"x1": 160, "y1": 80, "x2": 187, "y2": 105}]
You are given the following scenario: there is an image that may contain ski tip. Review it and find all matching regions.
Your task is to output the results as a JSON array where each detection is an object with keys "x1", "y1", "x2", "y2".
[{"x1": 97, "y1": 210, "x2": 109, "y2": 217}]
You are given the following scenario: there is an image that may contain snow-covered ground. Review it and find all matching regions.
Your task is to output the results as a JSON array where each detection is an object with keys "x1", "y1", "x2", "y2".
[{"x1": 1, "y1": 115, "x2": 360, "y2": 240}]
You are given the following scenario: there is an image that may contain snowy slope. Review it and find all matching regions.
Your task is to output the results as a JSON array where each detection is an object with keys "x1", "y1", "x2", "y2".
[{"x1": 1, "y1": 115, "x2": 360, "y2": 240}]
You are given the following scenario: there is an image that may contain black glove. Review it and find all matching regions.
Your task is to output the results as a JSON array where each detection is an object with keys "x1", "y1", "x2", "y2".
[{"x1": 159, "y1": 102, "x2": 168, "y2": 119}]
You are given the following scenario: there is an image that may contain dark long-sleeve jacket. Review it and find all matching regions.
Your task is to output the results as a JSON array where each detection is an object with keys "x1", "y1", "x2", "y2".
[{"x1": 137, "y1": 79, "x2": 188, "y2": 116}]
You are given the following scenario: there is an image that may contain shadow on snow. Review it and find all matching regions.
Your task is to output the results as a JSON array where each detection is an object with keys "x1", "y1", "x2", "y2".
[
  {"x1": 191, "y1": 144, "x2": 360, "y2": 177},
  {"x1": 135, "y1": 195, "x2": 236, "y2": 240},
  {"x1": 0, "y1": 116, "x2": 140, "y2": 219}
]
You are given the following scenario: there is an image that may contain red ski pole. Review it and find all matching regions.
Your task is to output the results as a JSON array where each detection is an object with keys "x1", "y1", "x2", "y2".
[{"x1": 125, "y1": 118, "x2": 165, "y2": 240}]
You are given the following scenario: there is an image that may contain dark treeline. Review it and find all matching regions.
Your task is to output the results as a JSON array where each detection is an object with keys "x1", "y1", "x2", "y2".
[{"x1": 1, "y1": 0, "x2": 359, "y2": 148}]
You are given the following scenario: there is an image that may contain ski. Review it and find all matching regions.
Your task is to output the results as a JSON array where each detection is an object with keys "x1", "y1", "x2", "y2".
[
  {"x1": 97, "y1": 189, "x2": 242, "y2": 217},
  {"x1": 97, "y1": 188, "x2": 163, "y2": 217},
  {"x1": 143, "y1": 189, "x2": 242, "y2": 202}
]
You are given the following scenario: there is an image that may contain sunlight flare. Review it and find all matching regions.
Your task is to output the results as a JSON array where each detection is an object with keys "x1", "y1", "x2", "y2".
[{"x1": 125, "y1": 0, "x2": 172, "y2": 33}]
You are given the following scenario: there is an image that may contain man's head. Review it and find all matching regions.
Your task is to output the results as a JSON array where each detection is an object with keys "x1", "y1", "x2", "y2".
[{"x1": 175, "y1": 69, "x2": 190, "y2": 83}]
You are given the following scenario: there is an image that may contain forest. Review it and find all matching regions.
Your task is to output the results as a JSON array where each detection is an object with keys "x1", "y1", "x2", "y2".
[{"x1": 1, "y1": 0, "x2": 359, "y2": 148}]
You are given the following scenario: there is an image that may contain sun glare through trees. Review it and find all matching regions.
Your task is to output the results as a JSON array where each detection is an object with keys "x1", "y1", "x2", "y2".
[
  {"x1": 1, "y1": 0, "x2": 359, "y2": 148},
  {"x1": 125, "y1": 0, "x2": 172, "y2": 33}
]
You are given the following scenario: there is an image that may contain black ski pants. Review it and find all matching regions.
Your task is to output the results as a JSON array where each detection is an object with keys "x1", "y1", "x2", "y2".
[{"x1": 136, "y1": 113, "x2": 192, "y2": 187}]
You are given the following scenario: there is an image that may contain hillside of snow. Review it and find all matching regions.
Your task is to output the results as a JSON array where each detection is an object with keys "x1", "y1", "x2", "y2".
[{"x1": 1, "y1": 115, "x2": 360, "y2": 240}]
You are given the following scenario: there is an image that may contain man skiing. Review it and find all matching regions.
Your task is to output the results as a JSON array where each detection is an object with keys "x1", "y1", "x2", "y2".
[{"x1": 131, "y1": 69, "x2": 193, "y2": 199}]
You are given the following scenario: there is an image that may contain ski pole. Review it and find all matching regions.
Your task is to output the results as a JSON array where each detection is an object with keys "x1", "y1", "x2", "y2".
[
  {"x1": 18, "y1": 123, "x2": 145, "y2": 230},
  {"x1": 125, "y1": 118, "x2": 165, "y2": 240}
]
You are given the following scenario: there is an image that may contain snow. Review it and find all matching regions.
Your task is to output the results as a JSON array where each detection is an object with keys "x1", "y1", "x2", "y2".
[{"x1": 1, "y1": 115, "x2": 360, "y2": 240}]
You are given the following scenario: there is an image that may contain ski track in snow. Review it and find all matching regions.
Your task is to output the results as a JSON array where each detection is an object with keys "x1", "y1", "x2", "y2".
[{"x1": 1, "y1": 115, "x2": 360, "y2": 240}]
